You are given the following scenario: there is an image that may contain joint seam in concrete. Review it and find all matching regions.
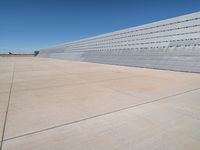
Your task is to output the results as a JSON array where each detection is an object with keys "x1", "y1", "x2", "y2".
[
  {"x1": 0, "y1": 63, "x2": 15, "y2": 150},
  {"x1": 2, "y1": 87, "x2": 200, "y2": 143}
]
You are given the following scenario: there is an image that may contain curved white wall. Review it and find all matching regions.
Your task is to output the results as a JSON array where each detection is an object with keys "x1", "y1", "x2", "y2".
[{"x1": 39, "y1": 11, "x2": 200, "y2": 73}]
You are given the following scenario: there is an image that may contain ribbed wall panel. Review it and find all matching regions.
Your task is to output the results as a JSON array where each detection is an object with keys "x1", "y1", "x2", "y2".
[{"x1": 39, "y1": 12, "x2": 200, "y2": 73}]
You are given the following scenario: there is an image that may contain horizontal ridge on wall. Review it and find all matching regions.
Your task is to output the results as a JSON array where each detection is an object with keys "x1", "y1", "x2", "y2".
[{"x1": 39, "y1": 11, "x2": 200, "y2": 73}]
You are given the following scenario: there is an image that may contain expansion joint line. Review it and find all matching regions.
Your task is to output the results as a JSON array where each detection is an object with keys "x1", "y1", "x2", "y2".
[
  {"x1": 3, "y1": 87, "x2": 200, "y2": 142},
  {"x1": 0, "y1": 62, "x2": 16, "y2": 150}
]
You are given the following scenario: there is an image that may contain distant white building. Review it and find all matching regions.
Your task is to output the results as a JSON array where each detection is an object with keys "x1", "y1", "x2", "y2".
[{"x1": 39, "y1": 11, "x2": 200, "y2": 73}]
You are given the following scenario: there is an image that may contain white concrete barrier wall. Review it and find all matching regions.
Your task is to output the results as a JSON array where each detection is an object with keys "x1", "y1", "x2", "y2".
[{"x1": 39, "y1": 11, "x2": 200, "y2": 73}]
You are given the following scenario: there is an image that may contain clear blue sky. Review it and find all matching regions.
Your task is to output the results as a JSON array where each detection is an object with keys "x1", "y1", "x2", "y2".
[{"x1": 0, "y1": 0, "x2": 199, "y2": 54}]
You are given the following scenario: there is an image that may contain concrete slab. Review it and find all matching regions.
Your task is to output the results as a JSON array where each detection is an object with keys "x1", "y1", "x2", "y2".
[
  {"x1": 12, "y1": 72, "x2": 86, "y2": 91},
  {"x1": 0, "y1": 73, "x2": 13, "y2": 93},
  {"x1": 2, "y1": 90, "x2": 200, "y2": 150},
  {"x1": 0, "y1": 72, "x2": 13, "y2": 84},
  {"x1": 0, "y1": 84, "x2": 12, "y2": 94},
  {"x1": 0, "y1": 65, "x2": 14, "y2": 73},
  {"x1": 97, "y1": 74, "x2": 200, "y2": 100},
  {"x1": 0, "y1": 93, "x2": 9, "y2": 145},
  {"x1": 0, "y1": 72, "x2": 13, "y2": 93},
  {"x1": 5, "y1": 83, "x2": 144, "y2": 139},
  {"x1": 0, "y1": 57, "x2": 200, "y2": 150}
]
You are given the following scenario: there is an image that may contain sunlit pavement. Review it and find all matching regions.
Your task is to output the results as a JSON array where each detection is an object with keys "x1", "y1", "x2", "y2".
[{"x1": 0, "y1": 57, "x2": 200, "y2": 150}]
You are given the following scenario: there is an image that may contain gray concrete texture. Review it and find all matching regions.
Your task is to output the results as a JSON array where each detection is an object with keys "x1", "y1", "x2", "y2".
[
  {"x1": 39, "y1": 11, "x2": 200, "y2": 73},
  {"x1": 0, "y1": 56, "x2": 200, "y2": 150}
]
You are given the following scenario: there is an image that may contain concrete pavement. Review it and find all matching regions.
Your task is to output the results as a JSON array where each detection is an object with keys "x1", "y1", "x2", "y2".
[{"x1": 0, "y1": 56, "x2": 200, "y2": 150}]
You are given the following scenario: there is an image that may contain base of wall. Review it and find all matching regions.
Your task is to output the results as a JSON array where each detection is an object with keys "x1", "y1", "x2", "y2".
[{"x1": 39, "y1": 48, "x2": 200, "y2": 73}]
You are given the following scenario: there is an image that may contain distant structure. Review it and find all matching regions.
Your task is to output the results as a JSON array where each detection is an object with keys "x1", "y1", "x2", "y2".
[
  {"x1": 39, "y1": 12, "x2": 200, "y2": 73},
  {"x1": 34, "y1": 51, "x2": 39, "y2": 56}
]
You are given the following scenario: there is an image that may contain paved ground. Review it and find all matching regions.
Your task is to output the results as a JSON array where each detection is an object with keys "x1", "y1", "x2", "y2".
[{"x1": 0, "y1": 57, "x2": 200, "y2": 150}]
